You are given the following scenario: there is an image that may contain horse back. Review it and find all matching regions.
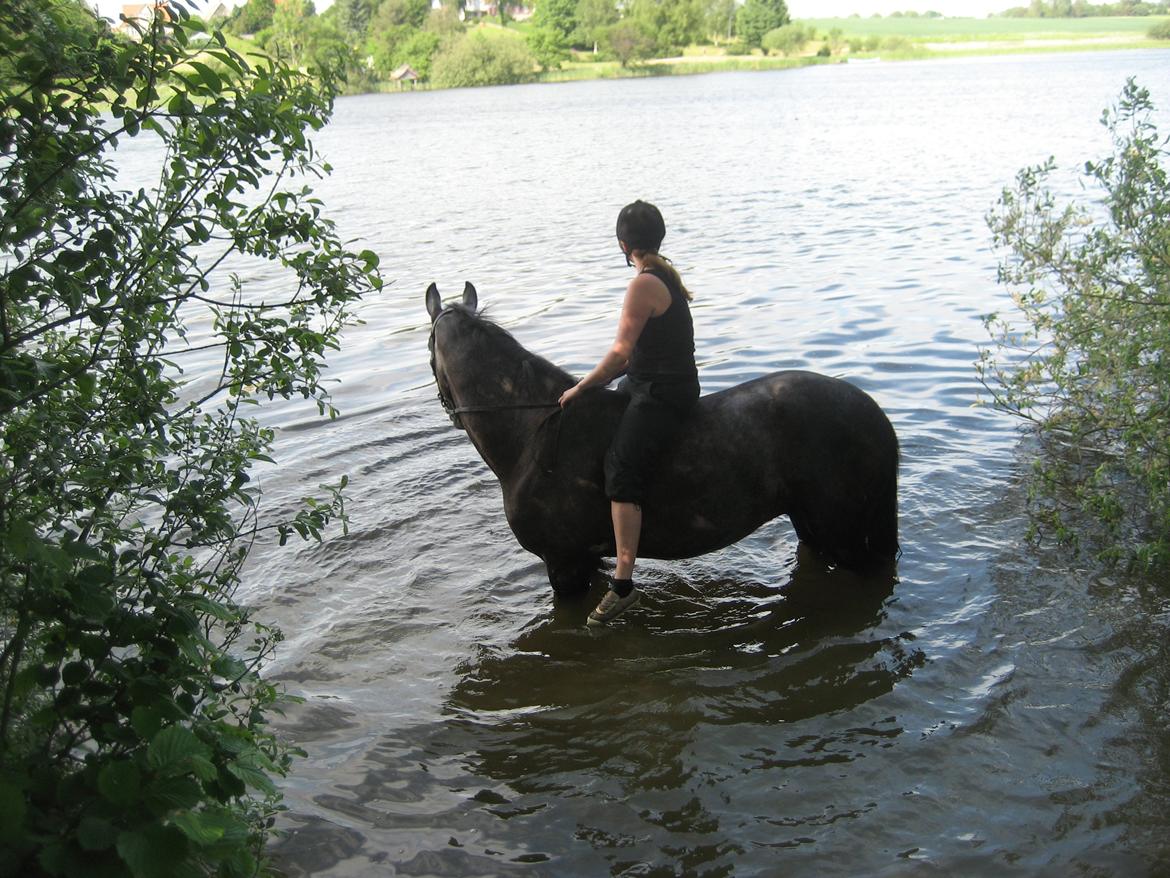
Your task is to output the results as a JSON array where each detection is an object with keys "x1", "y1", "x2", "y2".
[
  {"x1": 504, "y1": 370, "x2": 898, "y2": 569},
  {"x1": 645, "y1": 371, "x2": 899, "y2": 564}
]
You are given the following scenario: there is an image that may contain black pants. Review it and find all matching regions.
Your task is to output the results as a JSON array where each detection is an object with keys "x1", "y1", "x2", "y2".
[{"x1": 604, "y1": 376, "x2": 699, "y2": 505}]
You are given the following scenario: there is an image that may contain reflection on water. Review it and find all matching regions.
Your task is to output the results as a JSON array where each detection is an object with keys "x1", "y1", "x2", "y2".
[
  {"x1": 275, "y1": 550, "x2": 920, "y2": 876},
  {"x1": 229, "y1": 51, "x2": 1170, "y2": 876}
]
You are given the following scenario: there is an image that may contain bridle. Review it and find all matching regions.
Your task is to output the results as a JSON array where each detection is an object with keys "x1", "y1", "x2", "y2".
[{"x1": 429, "y1": 307, "x2": 561, "y2": 428}]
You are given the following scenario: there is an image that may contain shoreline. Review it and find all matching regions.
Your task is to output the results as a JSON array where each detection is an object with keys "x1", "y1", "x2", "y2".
[{"x1": 366, "y1": 35, "x2": 1169, "y2": 95}]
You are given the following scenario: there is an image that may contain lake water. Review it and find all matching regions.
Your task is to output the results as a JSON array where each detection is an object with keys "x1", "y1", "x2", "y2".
[{"x1": 207, "y1": 51, "x2": 1170, "y2": 875}]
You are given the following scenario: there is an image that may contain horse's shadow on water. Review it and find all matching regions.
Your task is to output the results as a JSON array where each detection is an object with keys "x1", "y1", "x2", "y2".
[{"x1": 443, "y1": 546, "x2": 919, "y2": 788}]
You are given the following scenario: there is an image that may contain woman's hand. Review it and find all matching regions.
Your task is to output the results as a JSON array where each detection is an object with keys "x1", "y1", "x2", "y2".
[{"x1": 559, "y1": 382, "x2": 583, "y2": 408}]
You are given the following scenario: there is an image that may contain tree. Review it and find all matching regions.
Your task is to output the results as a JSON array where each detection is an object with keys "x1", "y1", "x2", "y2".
[
  {"x1": 603, "y1": 17, "x2": 657, "y2": 65},
  {"x1": 431, "y1": 29, "x2": 536, "y2": 86},
  {"x1": 393, "y1": 28, "x2": 442, "y2": 78},
  {"x1": 0, "y1": 0, "x2": 380, "y2": 873},
  {"x1": 630, "y1": 0, "x2": 705, "y2": 53},
  {"x1": 736, "y1": 0, "x2": 788, "y2": 49},
  {"x1": 368, "y1": 21, "x2": 417, "y2": 73},
  {"x1": 531, "y1": 0, "x2": 577, "y2": 40},
  {"x1": 333, "y1": 0, "x2": 375, "y2": 39},
  {"x1": 575, "y1": 0, "x2": 619, "y2": 52},
  {"x1": 526, "y1": 0, "x2": 576, "y2": 66},
  {"x1": 425, "y1": 3, "x2": 465, "y2": 36},
  {"x1": 980, "y1": 80, "x2": 1170, "y2": 569},
  {"x1": 226, "y1": 0, "x2": 276, "y2": 34},
  {"x1": 671, "y1": 0, "x2": 708, "y2": 49},
  {"x1": 365, "y1": 0, "x2": 433, "y2": 77},
  {"x1": 371, "y1": 0, "x2": 431, "y2": 30},
  {"x1": 527, "y1": 25, "x2": 571, "y2": 68},
  {"x1": 704, "y1": 0, "x2": 738, "y2": 42},
  {"x1": 260, "y1": 0, "x2": 353, "y2": 73}
]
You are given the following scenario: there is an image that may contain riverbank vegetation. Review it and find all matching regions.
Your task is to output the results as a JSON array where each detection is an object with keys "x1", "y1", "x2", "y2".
[
  {"x1": 214, "y1": 0, "x2": 1170, "y2": 92},
  {"x1": 981, "y1": 79, "x2": 1170, "y2": 570},
  {"x1": 0, "y1": 0, "x2": 380, "y2": 874}
]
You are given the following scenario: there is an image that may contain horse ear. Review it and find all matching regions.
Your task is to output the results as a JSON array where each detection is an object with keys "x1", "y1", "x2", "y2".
[
  {"x1": 462, "y1": 282, "x2": 478, "y2": 313},
  {"x1": 426, "y1": 283, "x2": 442, "y2": 321}
]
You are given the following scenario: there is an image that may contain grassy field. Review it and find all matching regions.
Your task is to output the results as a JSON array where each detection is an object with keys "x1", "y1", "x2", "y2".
[
  {"x1": 800, "y1": 14, "x2": 1167, "y2": 38},
  {"x1": 544, "y1": 54, "x2": 833, "y2": 82}
]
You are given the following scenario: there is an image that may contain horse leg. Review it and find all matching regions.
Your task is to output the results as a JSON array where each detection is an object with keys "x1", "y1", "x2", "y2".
[{"x1": 542, "y1": 554, "x2": 598, "y2": 597}]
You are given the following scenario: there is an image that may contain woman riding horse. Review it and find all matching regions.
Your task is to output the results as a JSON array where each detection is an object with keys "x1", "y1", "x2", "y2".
[{"x1": 559, "y1": 200, "x2": 700, "y2": 627}]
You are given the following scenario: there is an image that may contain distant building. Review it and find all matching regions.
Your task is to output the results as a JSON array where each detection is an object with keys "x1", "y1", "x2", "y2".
[
  {"x1": 206, "y1": 2, "x2": 230, "y2": 19},
  {"x1": 429, "y1": 0, "x2": 532, "y2": 21},
  {"x1": 115, "y1": 1, "x2": 171, "y2": 38}
]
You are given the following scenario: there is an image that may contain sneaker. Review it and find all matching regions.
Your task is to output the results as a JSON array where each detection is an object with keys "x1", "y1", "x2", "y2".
[{"x1": 587, "y1": 587, "x2": 640, "y2": 627}]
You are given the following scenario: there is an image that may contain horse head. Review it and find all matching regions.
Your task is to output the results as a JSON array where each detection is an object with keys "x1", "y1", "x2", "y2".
[{"x1": 427, "y1": 281, "x2": 479, "y2": 429}]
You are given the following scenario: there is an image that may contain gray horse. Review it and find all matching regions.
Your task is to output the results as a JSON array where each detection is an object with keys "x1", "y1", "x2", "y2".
[{"x1": 427, "y1": 282, "x2": 899, "y2": 595}]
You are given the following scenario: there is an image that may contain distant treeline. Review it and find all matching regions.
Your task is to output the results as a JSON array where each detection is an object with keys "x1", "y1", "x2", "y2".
[
  {"x1": 220, "y1": 0, "x2": 805, "y2": 89},
  {"x1": 1000, "y1": 0, "x2": 1170, "y2": 15}
]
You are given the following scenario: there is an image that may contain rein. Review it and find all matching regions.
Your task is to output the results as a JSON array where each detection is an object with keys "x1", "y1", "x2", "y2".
[
  {"x1": 440, "y1": 396, "x2": 566, "y2": 477},
  {"x1": 449, "y1": 401, "x2": 561, "y2": 415}
]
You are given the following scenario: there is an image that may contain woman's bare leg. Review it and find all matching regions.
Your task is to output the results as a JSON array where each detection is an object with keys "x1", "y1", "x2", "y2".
[
  {"x1": 612, "y1": 500, "x2": 642, "y2": 581},
  {"x1": 588, "y1": 501, "x2": 643, "y2": 625}
]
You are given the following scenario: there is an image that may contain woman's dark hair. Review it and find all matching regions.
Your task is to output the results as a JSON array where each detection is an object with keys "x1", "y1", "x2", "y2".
[{"x1": 615, "y1": 200, "x2": 693, "y2": 301}]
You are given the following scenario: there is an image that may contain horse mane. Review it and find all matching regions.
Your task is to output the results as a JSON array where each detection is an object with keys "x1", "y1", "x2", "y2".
[{"x1": 463, "y1": 308, "x2": 576, "y2": 390}]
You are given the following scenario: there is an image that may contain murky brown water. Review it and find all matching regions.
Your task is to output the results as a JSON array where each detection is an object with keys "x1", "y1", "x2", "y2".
[{"x1": 139, "y1": 51, "x2": 1170, "y2": 875}]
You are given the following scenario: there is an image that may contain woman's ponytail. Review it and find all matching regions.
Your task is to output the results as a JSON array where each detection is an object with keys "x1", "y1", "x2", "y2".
[{"x1": 641, "y1": 251, "x2": 693, "y2": 302}]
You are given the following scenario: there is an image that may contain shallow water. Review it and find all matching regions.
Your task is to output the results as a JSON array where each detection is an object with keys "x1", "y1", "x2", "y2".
[{"x1": 183, "y1": 51, "x2": 1170, "y2": 875}]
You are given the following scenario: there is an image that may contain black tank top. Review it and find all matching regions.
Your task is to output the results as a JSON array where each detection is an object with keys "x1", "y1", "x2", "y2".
[{"x1": 628, "y1": 268, "x2": 697, "y2": 383}]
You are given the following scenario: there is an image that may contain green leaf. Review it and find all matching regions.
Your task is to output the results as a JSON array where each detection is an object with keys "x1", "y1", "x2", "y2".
[
  {"x1": 211, "y1": 654, "x2": 247, "y2": 680},
  {"x1": 170, "y1": 810, "x2": 225, "y2": 846},
  {"x1": 98, "y1": 761, "x2": 141, "y2": 806},
  {"x1": 116, "y1": 826, "x2": 188, "y2": 878},
  {"x1": 187, "y1": 755, "x2": 218, "y2": 783},
  {"x1": 225, "y1": 757, "x2": 276, "y2": 795},
  {"x1": 0, "y1": 781, "x2": 27, "y2": 843},
  {"x1": 144, "y1": 776, "x2": 204, "y2": 814},
  {"x1": 131, "y1": 706, "x2": 163, "y2": 741},
  {"x1": 77, "y1": 816, "x2": 116, "y2": 851},
  {"x1": 188, "y1": 61, "x2": 223, "y2": 93},
  {"x1": 188, "y1": 595, "x2": 235, "y2": 621},
  {"x1": 148, "y1": 725, "x2": 210, "y2": 772}
]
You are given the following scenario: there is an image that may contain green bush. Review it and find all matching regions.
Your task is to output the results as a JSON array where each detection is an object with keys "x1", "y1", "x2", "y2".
[
  {"x1": 880, "y1": 35, "x2": 914, "y2": 51},
  {"x1": 432, "y1": 30, "x2": 536, "y2": 87},
  {"x1": 762, "y1": 22, "x2": 811, "y2": 55},
  {"x1": 602, "y1": 18, "x2": 658, "y2": 65},
  {"x1": 735, "y1": 0, "x2": 789, "y2": 48},
  {"x1": 1148, "y1": 20, "x2": 1170, "y2": 38},
  {"x1": 0, "y1": 1, "x2": 380, "y2": 874},
  {"x1": 526, "y1": 23, "x2": 571, "y2": 70},
  {"x1": 981, "y1": 79, "x2": 1170, "y2": 569}
]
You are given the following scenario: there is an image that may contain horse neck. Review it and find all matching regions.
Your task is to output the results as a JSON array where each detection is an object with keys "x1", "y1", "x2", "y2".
[
  {"x1": 452, "y1": 336, "x2": 571, "y2": 481},
  {"x1": 462, "y1": 403, "x2": 553, "y2": 482}
]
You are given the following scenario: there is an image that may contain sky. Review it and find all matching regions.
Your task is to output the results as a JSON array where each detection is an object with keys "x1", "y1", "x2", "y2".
[{"x1": 92, "y1": 0, "x2": 1011, "y2": 23}]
